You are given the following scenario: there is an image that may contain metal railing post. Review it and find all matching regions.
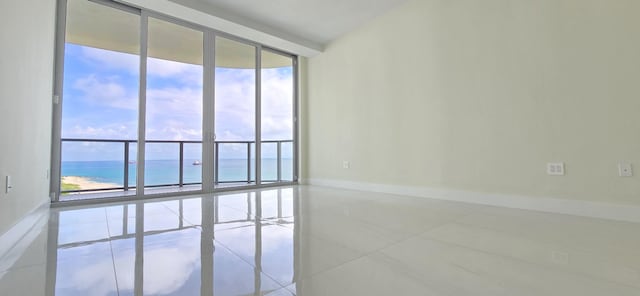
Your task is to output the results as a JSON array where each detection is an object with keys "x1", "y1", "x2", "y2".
[
  {"x1": 214, "y1": 142, "x2": 219, "y2": 185},
  {"x1": 277, "y1": 141, "x2": 282, "y2": 182},
  {"x1": 247, "y1": 142, "x2": 251, "y2": 183},
  {"x1": 124, "y1": 141, "x2": 130, "y2": 191},
  {"x1": 179, "y1": 141, "x2": 184, "y2": 187}
]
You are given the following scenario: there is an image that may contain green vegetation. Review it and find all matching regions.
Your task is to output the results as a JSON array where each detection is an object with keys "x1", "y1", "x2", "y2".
[{"x1": 61, "y1": 182, "x2": 80, "y2": 192}]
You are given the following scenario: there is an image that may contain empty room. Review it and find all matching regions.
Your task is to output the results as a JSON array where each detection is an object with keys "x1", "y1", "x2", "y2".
[{"x1": 1, "y1": 0, "x2": 639, "y2": 295}]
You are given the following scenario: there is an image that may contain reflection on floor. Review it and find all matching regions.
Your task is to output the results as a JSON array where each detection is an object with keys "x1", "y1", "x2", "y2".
[{"x1": 1, "y1": 185, "x2": 640, "y2": 295}]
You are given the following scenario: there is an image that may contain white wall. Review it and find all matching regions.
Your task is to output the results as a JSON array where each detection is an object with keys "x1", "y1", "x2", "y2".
[
  {"x1": 0, "y1": 0, "x2": 55, "y2": 235},
  {"x1": 305, "y1": 0, "x2": 640, "y2": 206}
]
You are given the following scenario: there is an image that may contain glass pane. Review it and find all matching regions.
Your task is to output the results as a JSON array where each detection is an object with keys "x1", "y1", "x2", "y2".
[
  {"x1": 261, "y1": 50, "x2": 294, "y2": 182},
  {"x1": 183, "y1": 143, "x2": 203, "y2": 184},
  {"x1": 144, "y1": 17, "x2": 203, "y2": 193},
  {"x1": 215, "y1": 37, "x2": 256, "y2": 188},
  {"x1": 144, "y1": 143, "x2": 179, "y2": 187},
  {"x1": 261, "y1": 143, "x2": 278, "y2": 183},
  {"x1": 61, "y1": 142, "x2": 124, "y2": 192},
  {"x1": 216, "y1": 144, "x2": 251, "y2": 183},
  {"x1": 60, "y1": 0, "x2": 140, "y2": 200},
  {"x1": 128, "y1": 143, "x2": 138, "y2": 187},
  {"x1": 281, "y1": 142, "x2": 294, "y2": 181}
]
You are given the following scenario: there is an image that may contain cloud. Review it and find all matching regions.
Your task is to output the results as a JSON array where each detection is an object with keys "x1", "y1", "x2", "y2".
[
  {"x1": 213, "y1": 68, "x2": 294, "y2": 143},
  {"x1": 145, "y1": 87, "x2": 203, "y2": 141},
  {"x1": 261, "y1": 68, "x2": 294, "y2": 140},
  {"x1": 64, "y1": 45, "x2": 295, "y2": 160},
  {"x1": 148, "y1": 58, "x2": 203, "y2": 86},
  {"x1": 80, "y1": 46, "x2": 139, "y2": 74},
  {"x1": 80, "y1": 46, "x2": 202, "y2": 85},
  {"x1": 214, "y1": 68, "x2": 257, "y2": 141},
  {"x1": 73, "y1": 74, "x2": 138, "y2": 110},
  {"x1": 69, "y1": 74, "x2": 204, "y2": 142},
  {"x1": 67, "y1": 124, "x2": 136, "y2": 139}
]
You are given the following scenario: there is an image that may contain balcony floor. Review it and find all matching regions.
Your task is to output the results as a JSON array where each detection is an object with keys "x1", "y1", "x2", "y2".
[{"x1": 59, "y1": 182, "x2": 289, "y2": 201}]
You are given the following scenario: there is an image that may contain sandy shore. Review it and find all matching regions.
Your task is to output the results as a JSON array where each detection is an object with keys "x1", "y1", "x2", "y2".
[{"x1": 62, "y1": 176, "x2": 119, "y2": 190}]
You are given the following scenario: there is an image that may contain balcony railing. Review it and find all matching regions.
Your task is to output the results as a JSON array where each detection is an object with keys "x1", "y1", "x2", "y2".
[{"x1": 60, "y1": 138, "x2": 293, "y2": 194}]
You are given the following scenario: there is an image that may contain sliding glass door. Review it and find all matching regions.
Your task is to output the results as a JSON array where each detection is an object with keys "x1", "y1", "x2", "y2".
[
  {"x1": 214, "y1": 37, "x2": 257, "y2": 188},
  {"x1": 261, "y1": 50, "x2": 295, "y2": 183},
  {"x1": 59, "y1": 0, "x2": 141, "y2": 199},
  {"x1": 144, "y1": 17, "x2": 204, "y2": 195},
  {"x1": 53, "y1": 0, "x2": 297, "y2": 202}
]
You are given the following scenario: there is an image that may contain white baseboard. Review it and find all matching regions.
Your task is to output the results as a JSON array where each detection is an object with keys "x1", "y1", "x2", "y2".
[
  {"x1": 0, "y1": 201, "x2": 50, "y2": 272},
  {"x1": 304, "y1": 178, "x2": 640, "y2": 223}
]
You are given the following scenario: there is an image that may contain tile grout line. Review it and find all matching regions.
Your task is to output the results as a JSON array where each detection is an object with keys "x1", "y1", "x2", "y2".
[
  {"x1": 411, "y1": 229, "x2": 640, "y2": 291},
  {"x1": 450, "y1": 214, "x2": 638, "y2": 261},
  {"x1": 160, "y1": 202, "x2": 193, "y2": 227},
  {"x1": 284, "y1": 214, "x2": 481, "y2": 291},
  {"x1": 417, "y1": 219, "x2": 640, "y2": 289},
  {"x1": 282, "y1": 221, "x2": 443, "y2": 287},
  {"x1": 315, "y1": 213, "x2": 629, "y2": 296},
  {"x1": 210, "y1": 237, "x2": 290, "y2": 291},
  {"x1": 103, "y1": 208, "x2": 121, "y2": 296}
]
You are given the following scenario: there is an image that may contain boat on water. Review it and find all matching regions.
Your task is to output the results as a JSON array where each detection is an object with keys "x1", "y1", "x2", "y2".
[{"x1": 192, "y1": 160, "x2": 201, "y2": 166}]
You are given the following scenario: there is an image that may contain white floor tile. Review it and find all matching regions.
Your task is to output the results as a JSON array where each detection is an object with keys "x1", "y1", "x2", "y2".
[
  {"x1": 379, "y1": 235, "x2": 639, "y2": 296},
  {"x1": 1, "y1": 185, "x2": 640, "y2": 296},
  {"x1": 291, "y1": 255, "x2": 442, "y2": 296},
  {"x1": 0, "y1": 264, "x2": 47, "y2": 296}
]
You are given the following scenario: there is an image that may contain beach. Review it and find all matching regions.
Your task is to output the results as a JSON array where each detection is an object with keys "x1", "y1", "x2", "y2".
[{"x1": 62, "y1": 176, "x2": 119, "y2": 190}]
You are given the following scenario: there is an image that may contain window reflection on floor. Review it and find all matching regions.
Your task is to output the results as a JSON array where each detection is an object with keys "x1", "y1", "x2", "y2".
[{"x1": 49, "y1": 188, "x2": 298, "y2": 296}]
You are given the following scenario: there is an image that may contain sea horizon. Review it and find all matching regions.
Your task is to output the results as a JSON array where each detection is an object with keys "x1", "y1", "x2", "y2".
[{"x1": 61, "y1": 158, "x2": 293, "y2": 189}]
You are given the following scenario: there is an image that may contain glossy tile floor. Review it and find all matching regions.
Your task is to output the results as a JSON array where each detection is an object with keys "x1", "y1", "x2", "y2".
[{"x1": 1, "y1": 185, "x2": 640, "y2": 295}]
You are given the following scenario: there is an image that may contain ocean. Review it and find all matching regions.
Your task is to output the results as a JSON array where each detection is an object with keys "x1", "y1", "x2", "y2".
[{"x1": 61, "y1": 158, "x2": 293, "y2": 187}]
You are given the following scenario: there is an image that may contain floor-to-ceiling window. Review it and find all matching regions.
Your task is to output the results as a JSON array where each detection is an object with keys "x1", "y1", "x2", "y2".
[
  {"x1": 53, "y1": 0, "x2": 298, "y2": 202},
  {"x1": 144, "y1": 17, "x2": 204, "y2": 195},
  {"x1": 47, "y1": 187, "x2": 299, "y2": 295},
  {"x1": 214, "y1": 37, "x2": 257, "y2": 188},
  {"x1": 261, "y1": 50, "x2": 296, "y2": 183},
  {"x1": 58, "y1": 0, "x2": 141, "y2": 199}
]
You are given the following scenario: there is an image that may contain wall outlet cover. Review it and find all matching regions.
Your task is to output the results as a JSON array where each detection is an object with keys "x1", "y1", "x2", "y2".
[
  {"x1": 618, "y1": 163, "x2": 633, "y2": 177},
  {"x1": 547, "y1": 163, "x2": 565, "y2": 176}
]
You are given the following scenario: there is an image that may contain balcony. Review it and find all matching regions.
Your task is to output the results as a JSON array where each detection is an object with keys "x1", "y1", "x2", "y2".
[{"x1": 60, "y1": 138, "x2": 294, "y2": 200}]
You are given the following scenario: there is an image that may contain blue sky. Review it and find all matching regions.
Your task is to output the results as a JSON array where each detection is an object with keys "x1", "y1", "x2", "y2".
[{"x1": 61, "y1": 44, "x2": 293, "y2": 161}]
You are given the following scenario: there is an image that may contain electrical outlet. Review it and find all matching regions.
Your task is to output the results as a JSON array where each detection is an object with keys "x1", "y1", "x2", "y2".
[
  {"x1": 618, "y1": 163, "x2": 633, "y2": 177},
  {"x1": 547, "y1": 163, "x2": 565, "y2": 176},
  {"x1": 342, "y1": 161, "x2": 350, "y2": 169}
]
